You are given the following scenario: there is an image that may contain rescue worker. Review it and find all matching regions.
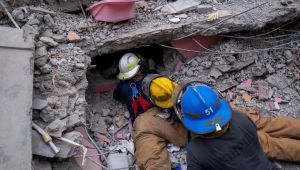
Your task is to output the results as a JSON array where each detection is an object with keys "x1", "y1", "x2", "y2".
[
  {"x1": 113, "y1": 53, "x2": 154, "y2": 123},
  {"x1": 176, "y1": 83, "x2": 277, "y2": 170},
  {"x1": 133, "y1": 74, "x2": 300, "y2": 169}
]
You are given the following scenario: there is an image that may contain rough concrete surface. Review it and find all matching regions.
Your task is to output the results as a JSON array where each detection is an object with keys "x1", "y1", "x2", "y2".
[{"x1": 0, "y1": 27, "x2": 33, "y2": 170}]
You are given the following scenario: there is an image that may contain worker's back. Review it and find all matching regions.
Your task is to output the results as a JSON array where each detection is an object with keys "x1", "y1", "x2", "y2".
[{"x1": 187, "y1": 111, "x2": 278, "y2": 170}]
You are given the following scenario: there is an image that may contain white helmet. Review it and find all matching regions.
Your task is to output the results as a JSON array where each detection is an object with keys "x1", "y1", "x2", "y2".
[{"x1": 117, "y1": 53, "x2": 141, "y2": 80}]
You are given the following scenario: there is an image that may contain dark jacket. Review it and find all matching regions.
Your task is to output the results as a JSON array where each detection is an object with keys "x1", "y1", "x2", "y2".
[
  {"x1": 113, "y1": 77, "x2": 153, "y2": 123},
  {"x1": 187, "y1": 111, "x2": 278, "y2": 170}
]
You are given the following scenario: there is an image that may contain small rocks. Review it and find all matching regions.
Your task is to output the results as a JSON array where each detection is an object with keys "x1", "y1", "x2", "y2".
[
  {"x1": 67, "y1": 31, "x2": 81, "y2": 42},
  {"x1": 40, "y1": 37, "x2": 58, "y2": 47},
  {"x1": 201, "y1": 61, "x2": 212, "y2": 69},
  {"x1": 209, "y1": 67, "x2": 222, "y2": 79},
  {"x1": 40, "y1": 64, "x2": 52, "y2": 74},
  {"x1": 12, "y1": 8, "x2": 25, "y2": 21},
  {"x1": 36, "y1": 46, "x2": 48, "y2": 57},
  {"x1": 52, "y1": 34, "x2": 65, "y2": 43}
]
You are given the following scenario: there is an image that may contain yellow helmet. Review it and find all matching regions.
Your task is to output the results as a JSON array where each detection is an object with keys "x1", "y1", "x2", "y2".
[{"x1": 142, "y1": 74, "x2": 179, "y2": 108}]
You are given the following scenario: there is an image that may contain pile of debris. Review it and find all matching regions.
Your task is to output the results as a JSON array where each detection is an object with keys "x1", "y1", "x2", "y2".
[{"x1": 0, "y1": 0, "x2": 299, "y2": 169}]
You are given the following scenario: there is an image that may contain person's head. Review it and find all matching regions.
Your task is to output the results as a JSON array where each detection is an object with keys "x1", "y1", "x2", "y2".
[
  {"x1": 117, "y1": 53, "x2": 148, "y2": 81},
  {"x1": 173, "y1": 82, "x2": 232, "y2": 137},
  {"x1": 142, "y1": 74, "x2": 179, "y2": 109}
]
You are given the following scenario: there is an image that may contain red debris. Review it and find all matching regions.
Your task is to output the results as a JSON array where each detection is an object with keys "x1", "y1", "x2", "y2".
[
  {"x1": 74, "y1": 127, "x2": 102, "y2": 170},
  {"x1": 95, "y1": 133, "x2": 111, "y2": 143},
  {"x1": 170, "y1": 35, "x2": 222, "y2": 60},
  {"x1": 87, "y1": 0, "x2": 136, "y2": 23},
  {"x1": 274, "y1": 97, "x2": 288, "y2": 104},
  {"x1": 116, "y1": 133, "x2": 123, "y2": 139},
  {"x1": 88, "y1": 79, "x2": 119, "y2": 93},
  {"x1": 239, "y1": 79, "x2": 252, "y2": 87}
]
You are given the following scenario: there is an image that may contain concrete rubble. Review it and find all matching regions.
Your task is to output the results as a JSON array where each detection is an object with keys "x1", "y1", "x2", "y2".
[{"x1": 0, "y1": 0, "x2": 300, "y2": 169}]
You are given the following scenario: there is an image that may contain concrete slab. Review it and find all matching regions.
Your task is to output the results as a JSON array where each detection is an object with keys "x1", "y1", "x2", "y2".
[{"x1": 0, "y1": 26, "x2": 33, "y2": 170}]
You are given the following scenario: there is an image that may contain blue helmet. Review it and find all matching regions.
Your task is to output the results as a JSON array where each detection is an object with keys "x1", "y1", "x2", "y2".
[{"x1": 179, "y1": 84, "x2": 232, "y2": 134}]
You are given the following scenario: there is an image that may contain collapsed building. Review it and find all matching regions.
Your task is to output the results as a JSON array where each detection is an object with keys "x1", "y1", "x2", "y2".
[{"x1": 0, "y1": 0, "x2": 300, "y2": 169}]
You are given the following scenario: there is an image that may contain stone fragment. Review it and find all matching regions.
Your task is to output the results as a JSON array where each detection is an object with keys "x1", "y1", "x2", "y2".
[
  {"x1": 75, "y1": 63, "x2": 85, "y2": 69},
  {"x1": 266, "y1": 74, "x2": 292, "y2": 89},
  {"x1": 40, "y1": 64, "x2": 52, "y2": 74},
  {"x1": 230, "y1": 59, "x2": 254, "y2": 71},
  {"x1": 67, "y1": 31, "x2": 81, "y2": 42},
  {"x1": 283, "y1": 50, "x2": 292, "y2": 59},
  {"x1": 32, "y1": 130, "x2": 56, "y2": 158},
  {"x1": 217, "y1": 79, "x2": 238, "y2": 92},
  {"x1": 32, "y1": 98, "x2": 48, "y2": 110},
  {"x1": 45, "y1": 119, "x2": 67, "y2": 137},
  {"x1": 52, "y1": 34, "x2": 65, "y2": 43},
  {"x1": 12, "y1": 8, "x2": 25, "y2": 21},
  {"x1": 41, "y1": 29, "x2": 53, "y2": 38},
  {"x1": 35, "y1": 56, "x2": 48, "y2": 67},
  {"x1": 91, "y1": 116, "x2": 107, "y2": 134},
  {"x1": 29, "y1": 6, "x2": 56, "y2": 15},
  {"x1": 44, "y1": 14, "x2": 55, "y2": 27},
  {"x1": 40, "y1": 107, "x2": 60, "y2": 122},
  {"x1": 169, "y1": 17, "x2": 180, "y2": 23},
  {"x1": 253, "y1": 67, "x2": 267, "y2": 77},
  {"x1": 102, "y1": 109, "x2": 111, "y2": 117},
  {"x1": 225, "y1": 55, "x2": 236, "y2": 63},
  {"x1": 27, "y1": 14, "x2": 40, "y2": 25},
  {"x1": 266, "y1": 64, "x2": 275, "y2": 74},
  {"x1": 36, "y1": 46, "x2": 47, "y2": 58},
  {"x1": 55, "y1": 131, "x2": 83, "y2": 158},
  {"x1": 186, "y1": 69, "x2": 194, "y2": 77},
  {"x1": 40, "y1": 37, "x2": 58, "y2": 47},
  {"x1": 32, "y1": 159, "x2": 52, "y2": 170},
  {"x1": 242, "y1": 93, "x2": 252, "y2": 102},
  {"x1": 209, "y1": 67, "x2": 222, "y2": 79},
  {"x1": 161, "y1": 0, "x2": 201, "y2": 14},
  {"x1": 63, "y1": 114, "x2": 81, "y2": 128},
  {"x1": 215, "y1": 65, "x2": 232, "y2": 73}
]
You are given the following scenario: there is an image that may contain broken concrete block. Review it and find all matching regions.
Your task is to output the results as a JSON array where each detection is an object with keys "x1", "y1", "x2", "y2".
[
  {"x1": 217, "y1": 79, "x2": 238, "y2": 92},
  {"x1": 101, "y1": 109, "x2": 111, "y2": 117},
  {"x1": 32, "y1": 98, "x2": 48, "y2": 110},
  {"x1": 45, "y1": 119, "x2": 67, "y2": 137},
  {"x1": 55, "y1": 131, "x2": 83, "y2": 159},
  {"x1": 40, "y1": 37, "x2": 58, "y2": 47},
  {"x1": 44, "y1": 14, "x2": 55, "y2": 27},
  {"x1": 12, "y1": 8, "x2": 25, "y2": 21},
  {"x1": 32, "y1": 130, "x2": 56, "y2": 158},
  {"x1": 215, "y1": 64, "x2": 231, "y2": 73},
  {"x1": 266, "y1": 74, "x2": 292, "y2": 89},
  {"x1": 161, "y1": 0, "x2": 201, "y2": 14},
  {"x1": 40, "y1": 64, "x2": 52, "y2": 74},
  {"x1": 32, "y1": 159, "x2": 52, "y2": 170},
  {"x1": 209, "y1": 67, "x2": 222, "y2": 79},
  {"x1": 35, "y1": 56, "x2": 48, "y2": 67},
  {"x1": 91, "y1": 116, "x2": 107, "y2": 134},
  {"x1": 40, "y1": 107, "x2": 61, "y2": 122},
  {"x1": 36, "y1": 46, "x2": 48, "y2": 58},
  {"x1": 107, "y1": 153, "x2": 129, "y2": 170},
  {"x1": 230, "y1": 59, "x2": 254, "y2": 71},
  {"x1": 63, "y1": 114, "x2": 81, "y2": 128},
  {"x1": 67, "y1": 31, "x2": 81, "y2": 42},
  {"x1": 52, "y1": 34, "x2": 65, "y2": 43}
]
